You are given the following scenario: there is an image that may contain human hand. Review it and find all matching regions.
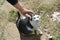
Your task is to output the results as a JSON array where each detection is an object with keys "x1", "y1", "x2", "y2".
[{"x1": 21, "y1": 8, "x2": 34, "y2": 16}]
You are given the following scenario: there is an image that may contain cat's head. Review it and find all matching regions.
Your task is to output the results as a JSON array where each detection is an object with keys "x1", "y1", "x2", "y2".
[{"x1": 31, "y1": 13, "x2": 41, "y2": 22}]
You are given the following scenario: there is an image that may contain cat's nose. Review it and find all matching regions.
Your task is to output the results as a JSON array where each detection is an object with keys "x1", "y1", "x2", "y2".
[{"x1": 36, "y1": 20, "x2": 39, "y2": 22}]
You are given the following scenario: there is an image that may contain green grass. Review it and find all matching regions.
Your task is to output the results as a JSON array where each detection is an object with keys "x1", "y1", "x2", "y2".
[
  {"x1": 8, "y1": 10, "x2": 18, "y2": 22},
  {"x1": 56, "y1": 34, "x2": 60, "y2": 40},
  {"x1": 55, "y1": 23, "x2": 60, "y2": 40},
  {"x1": 37, "y1": 4, "x2": 54, "y2": 12},
  {"x1": 40, "y1": 0, "x2": 60, "y2": 40},
  {"x1": 0, "y1": 25, "x2": 5, "y2": 40},
  {"x1": 56, "y1": 23, "x2": 60, "y2": 29}
]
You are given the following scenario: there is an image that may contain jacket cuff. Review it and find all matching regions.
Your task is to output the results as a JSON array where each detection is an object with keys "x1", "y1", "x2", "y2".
[{"x1": 7, "y1": 0, "x2": 18, "y2": 5}]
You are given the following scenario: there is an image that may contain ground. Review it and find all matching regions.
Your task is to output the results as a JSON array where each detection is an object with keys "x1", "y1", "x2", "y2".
[{"x1": 0, "y1": 0, "x2": 60, "y2": 40}]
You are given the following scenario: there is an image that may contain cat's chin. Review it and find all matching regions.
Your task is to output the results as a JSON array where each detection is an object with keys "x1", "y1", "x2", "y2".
[{"x1": 30, "y1": 21, "x2": 40, "y2": 27}]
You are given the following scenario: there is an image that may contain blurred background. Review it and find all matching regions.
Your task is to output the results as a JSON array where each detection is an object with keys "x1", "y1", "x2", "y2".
[{"x1": 0, "y1": 0, "x2": 60, "y2": 40}]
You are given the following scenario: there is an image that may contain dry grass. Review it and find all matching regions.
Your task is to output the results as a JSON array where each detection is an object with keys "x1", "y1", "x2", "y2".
[{"x1": 0, "y1": 10, "x2": 5, "y2": 40}]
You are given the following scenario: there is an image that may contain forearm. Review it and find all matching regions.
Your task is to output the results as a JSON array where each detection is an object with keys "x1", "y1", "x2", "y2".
[
  {"x1": 7, "y1": 0, "x2": 33, "y2": 16},
  {"x1": 7, "y1": 0, "x2": 24, "y2": 11},
  {"x1": 13, "y1": 2, "x2": 24, "y2": 12}
]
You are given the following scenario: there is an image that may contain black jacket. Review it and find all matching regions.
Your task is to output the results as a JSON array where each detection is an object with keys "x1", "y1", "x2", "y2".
[{"x1": 7, "y1": 0, "x2": 18, "y2": 5}]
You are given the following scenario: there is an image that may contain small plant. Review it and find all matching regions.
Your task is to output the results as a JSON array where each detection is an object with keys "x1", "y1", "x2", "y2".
[
  {"x1": 8, "y1": 10, "x2": 18, "y2": 22},
  {"x1": 56, "y1": 34, "x2": 60, "y2": 40},
  {"x1": 0, "y1": 24, "x2": 5, "y2": 40},
  {"x1": 56, "y1": 23, "x2": 60, "y2": 29},
  {"x1": 0, "y1": 0, "x2": 5, "y2": 7},
  {"x1": 37, "y1": 4, "x2": 54, "y2": 13}
]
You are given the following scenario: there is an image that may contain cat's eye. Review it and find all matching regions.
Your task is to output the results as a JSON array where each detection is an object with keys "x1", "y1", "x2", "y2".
[
  {"x1": 34, "y1": 17, "x2": 35, "y2": 19},
  {"x1": 37, "y1": 16, "x2": 39, "y2": 18}
]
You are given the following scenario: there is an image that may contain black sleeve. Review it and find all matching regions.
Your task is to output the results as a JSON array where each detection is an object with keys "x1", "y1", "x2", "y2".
[{"x1": 7, "y1": 0, "x2": 18, "y2": 5}]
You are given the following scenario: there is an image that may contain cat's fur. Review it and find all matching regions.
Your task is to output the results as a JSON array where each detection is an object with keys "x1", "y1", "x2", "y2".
[
  {"x1": 30, "y1": 13, "x2": 43, "y2": 35},
  {"x1": 16, "y1": 12, "x2": 33, "y2": 35},
  {"x1": 16, "y1": 12, "x2": 42, "y2": 35}
]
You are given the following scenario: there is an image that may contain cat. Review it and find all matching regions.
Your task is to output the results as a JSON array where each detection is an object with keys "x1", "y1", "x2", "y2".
[
  {"x1": 16, "y1": 12, "x2": 43, "y2": 35},
  {"x1": 30, "y1": 13, "x2": 43, "y2": 35},
  {"x1": 16, "y1": 12, "x2": 33, "y2": 35}
]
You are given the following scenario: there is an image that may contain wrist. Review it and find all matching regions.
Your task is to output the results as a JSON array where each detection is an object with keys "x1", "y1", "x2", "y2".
[{"x1": 20, "y1": 7, "x2": 25, "y2": 12}]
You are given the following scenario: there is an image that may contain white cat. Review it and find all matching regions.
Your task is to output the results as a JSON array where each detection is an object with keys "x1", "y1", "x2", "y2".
[
  {"x1": 29, "y1": 13, "x2": 43, "y2": 35},
  {"x1": 16, "y1": 12, "x2": 43, "y2": 35}
]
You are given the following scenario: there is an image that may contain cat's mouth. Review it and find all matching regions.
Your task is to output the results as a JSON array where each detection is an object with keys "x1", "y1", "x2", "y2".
[{"x1": 36, "y1": 20, "x2": 39, "y2": 22}]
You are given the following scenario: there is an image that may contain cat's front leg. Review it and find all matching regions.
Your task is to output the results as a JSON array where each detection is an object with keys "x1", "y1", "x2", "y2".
[{"x1": 36, "y1": 27, "x2": 43, "y2": 35}]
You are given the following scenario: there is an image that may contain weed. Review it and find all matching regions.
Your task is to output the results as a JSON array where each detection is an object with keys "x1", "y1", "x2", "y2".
[
  {"x1": 37, "y1": 4, "x2": 54, "y2": 13},
  {"x1": 56, "y1": 34, "x2": 60, "y2": 40},
  {"x1": 8, "y1": 10, "x2": 18, "y2": 22},
  {"x1": 0, "y1": 0, "x2": 5, "y2": 7},
  {"x1": 56, "y1": 23, "x2": 60, "y2": 29},
  {"x1": 0, "y1": 24, "x2": 5, "y2": 40}
]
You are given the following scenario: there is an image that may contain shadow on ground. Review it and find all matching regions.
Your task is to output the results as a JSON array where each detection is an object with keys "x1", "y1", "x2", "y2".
[{"x1": 20, "y1": 33, "x2": 41, "y2": 40}]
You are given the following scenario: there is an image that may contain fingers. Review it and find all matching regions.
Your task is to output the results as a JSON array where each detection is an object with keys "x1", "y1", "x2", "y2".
[
  {"x1": 21, "y1": 12, "x2": 26, "y2": 16},
  {"x1": 21, "y1": 9, "x2": 34, "y2": 17},
  {"x1": 27, "y1": 10, "x2": 34, "y2": 16}
]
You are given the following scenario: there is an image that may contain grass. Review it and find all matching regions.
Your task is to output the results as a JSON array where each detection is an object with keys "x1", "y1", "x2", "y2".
[
  {"x1": 56, "y1": 23, "x2": 60, "y2": 29},
  {"x1": 8, "y1": 10, "x2": 18, "y2": 23},
  {"x1": 55, "y1": 23, "x2": 60, "y2": 40},
  {"x1": 0, "y1": 0, "x2": 5, "y2": 7},
  {"x1": 0, "y1": 25, "x2": 5, "y2": 40},
  {"x1": 39, "y1": 0, "x2": 60, "y2": 40},
  {"x1": 0, "y1": 10, "x2": 5, "y2": 40},
  {"x1": 37, "y1": 4, "x2": 54, "y2": 13},
  {"x1": 56, "y1": 34, "x2": 60, "y2": 40}
]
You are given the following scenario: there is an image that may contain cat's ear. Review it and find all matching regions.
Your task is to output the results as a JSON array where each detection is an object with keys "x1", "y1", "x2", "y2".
[
  {"x1": 35, "y1": 13, "x2": 40, "y2": 15},
  {"x1": 37, "y1": 13, "x2": 40, "y2": 15},
  {"x1": 32, "y1": 13, "x2": 40, "y2": 16},
  {"x1": 17, "y1": 12, "x2": 21, "y2": 19}
]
